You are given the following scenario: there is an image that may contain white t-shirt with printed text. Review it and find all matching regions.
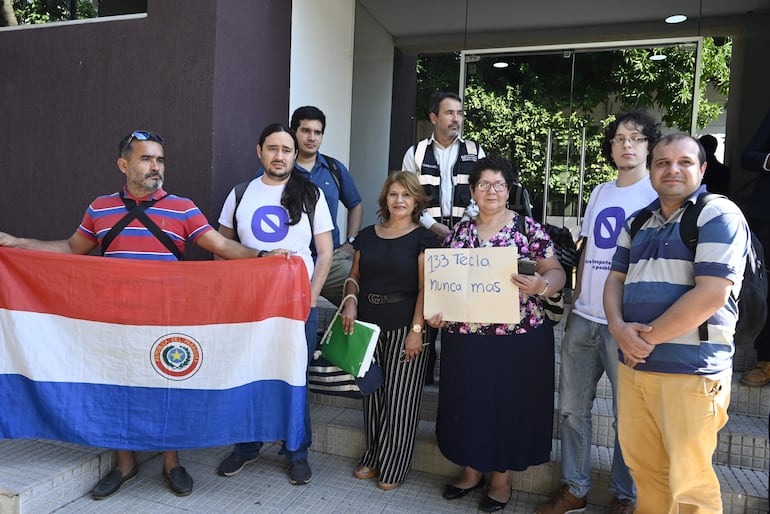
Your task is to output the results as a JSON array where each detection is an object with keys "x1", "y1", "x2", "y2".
[
  {"x1": 573, "y1": 176, "x2": 658, "y2": 323},
  {"x1": 218, "y1": 177, "x2": 333, "y2": 280}
]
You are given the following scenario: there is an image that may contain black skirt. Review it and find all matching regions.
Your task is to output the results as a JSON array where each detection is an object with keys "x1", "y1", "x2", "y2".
[{"x1": 436, "y1": 323, "x2": 554, "y2": 472}]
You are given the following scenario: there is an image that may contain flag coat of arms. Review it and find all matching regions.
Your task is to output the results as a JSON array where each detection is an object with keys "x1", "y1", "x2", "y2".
[{"x1": 0, "y1": 247, "x2": 310, "y2": 451}]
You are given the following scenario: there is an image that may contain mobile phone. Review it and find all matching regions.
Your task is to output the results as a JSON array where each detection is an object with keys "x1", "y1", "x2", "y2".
[{"x1": 518, "y1": 258, "x2": 537, "y2": 275}]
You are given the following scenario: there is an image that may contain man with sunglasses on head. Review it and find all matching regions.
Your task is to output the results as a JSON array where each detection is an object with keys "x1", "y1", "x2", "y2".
[
  {"x1": 0, "y1": 130, "x2": 266, "y2": 500},
  {"x1": 538, "y1": 111, "x2": 660, "y2": 514}
]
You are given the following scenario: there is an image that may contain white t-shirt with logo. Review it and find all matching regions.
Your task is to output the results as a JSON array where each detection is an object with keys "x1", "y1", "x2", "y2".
[
  {"x1": 218, "y1": 177, "x2": 333, "y2": 280},
  {"x1": 573, "y1": 176, "x2": 658, "y2": 323}
]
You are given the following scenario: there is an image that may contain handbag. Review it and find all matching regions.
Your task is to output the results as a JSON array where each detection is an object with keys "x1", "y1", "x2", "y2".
[
  {"x1": 308, "y1": 355, "x2": 383, "y2": 398},
  {"x1": 542, "y1": 289, "x2": 565, "y2": 325},
  {"x1": 308, "y1": 294, "x2": 384, "y2": 398}
]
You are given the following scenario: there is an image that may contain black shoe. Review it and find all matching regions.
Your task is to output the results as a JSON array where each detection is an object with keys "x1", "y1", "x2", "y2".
[
  {"x1": 162, "y1": 466, "x2": 193, "y2": 496},
  {"x1": 288, "y1": 459, "x2": 312, "y2": 485},
  {"x1": 442, "y1": 475, "x2": 486, "y2": 500},
  {"x1": 479, "y1": 494, "x2": 510, "y2": 512},
  {"x1": 91, "y1": 465, "x2": 138, "y2": 500},
  {"x1": 218, "y1": 453, "x2": 259, "y2": 477}
]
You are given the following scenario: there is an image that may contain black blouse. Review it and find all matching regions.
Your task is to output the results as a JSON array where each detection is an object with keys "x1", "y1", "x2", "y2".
[{"x1": 354, "y1": 225, "x2": 439, "y2": 331}]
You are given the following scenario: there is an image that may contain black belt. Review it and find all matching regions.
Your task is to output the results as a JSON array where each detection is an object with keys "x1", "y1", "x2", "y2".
[{"x1": 366, "y1": 292, "x2": 414, "y2": 305}]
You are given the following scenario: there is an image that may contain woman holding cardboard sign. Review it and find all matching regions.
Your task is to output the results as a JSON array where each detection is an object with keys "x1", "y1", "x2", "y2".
[
  {"x1": 427, "y1": 156, "x2": 565, "y2": 512},
  {"x1": 341, "y1": 171, "x2": 439, "y2": 490}
]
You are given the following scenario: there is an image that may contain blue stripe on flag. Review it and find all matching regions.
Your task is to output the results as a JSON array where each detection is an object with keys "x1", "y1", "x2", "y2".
[{"x1": 0, "y1": 374, "x2": 307, "y2": 451}]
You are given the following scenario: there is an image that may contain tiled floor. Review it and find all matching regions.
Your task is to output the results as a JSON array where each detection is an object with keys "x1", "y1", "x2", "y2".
[{"x1": 52, "y1": 444, "x2": 606, "y2": 513}]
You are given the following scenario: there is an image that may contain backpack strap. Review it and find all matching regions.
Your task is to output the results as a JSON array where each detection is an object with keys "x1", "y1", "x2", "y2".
[
  {"x1": 628, "y1": 208, "x2": 653, "y2": 241},
  {"x1": 629, "y1": 192, "x2": 724, "y2": 341},
  {"x1": 230, "y1": 180, "x2": 253, "y2": 243},
  {"x1": 679, "y1": 192, "x2": 722, "y2": 252},
  {"x1": 101, "y1": 192, "x2": 183, "y2": 261},
  {"x1": 320, "y1": 154, "x2": 343, "y2": 192},
  {"x1": 414, "y1": 139, "x2": 430, "y2": 171},
  {"x1": 679, "y1": 192, "x2": 724, "y2": 341}
]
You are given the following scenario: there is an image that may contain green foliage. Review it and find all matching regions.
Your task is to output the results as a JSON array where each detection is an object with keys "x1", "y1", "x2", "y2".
[
  {"x1": 464, "y1": 81, "x2": 614, "y2": 214},
  {"x1": 13, "y1": 0, "x2": 96, "y2": 24},
  {"x1": 612, "y1": 39, "x2": 731, "y2": 130},
  {"x1": 416, "y1": 38, "x2": 731, "y2": 214}
]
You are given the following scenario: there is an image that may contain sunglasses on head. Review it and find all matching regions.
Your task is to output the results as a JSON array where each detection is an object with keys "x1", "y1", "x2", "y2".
[
  {"x1": 120, "y1": 130, "x2": 165, "y2": 157},
  {"x1": 126, "y1": 130, "x2": 164, "y2": 146}
]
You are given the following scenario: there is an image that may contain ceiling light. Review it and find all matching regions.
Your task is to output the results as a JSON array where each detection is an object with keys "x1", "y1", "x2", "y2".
[
  {"x1": 665, "y1": 14, "x2": 687, "y2": 23},
  {"x1": 650, "y1": 52, "x2": 667, "y2": 61},
  {"x1": 493, "y1": 61, "x2": 509, "y2": 69}
]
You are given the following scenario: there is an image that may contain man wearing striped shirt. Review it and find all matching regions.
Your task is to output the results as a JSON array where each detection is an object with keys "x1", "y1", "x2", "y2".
[
  {"x1": 0, "y1": 130, "x2": 264, "y2": 500},
  {"x1": 603, "y1": 133, "x2": 750, "y2": 512}
]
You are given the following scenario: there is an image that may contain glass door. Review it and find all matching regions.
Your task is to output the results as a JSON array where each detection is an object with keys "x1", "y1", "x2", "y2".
[{"x1": 460, "y1": 40, "x2": 701, "y2": 233}]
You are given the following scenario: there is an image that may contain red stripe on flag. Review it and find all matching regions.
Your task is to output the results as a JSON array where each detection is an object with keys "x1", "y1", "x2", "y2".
[{"x1": 0, "y1": 248, "x2": 310, "y2": 325}]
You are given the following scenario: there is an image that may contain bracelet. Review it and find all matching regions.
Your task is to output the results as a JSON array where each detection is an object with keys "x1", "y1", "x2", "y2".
[
  {"x1": 343, "y1": 277, "x2": 360, "y2": 294},
  {"x1": 538, "y1": 278, "x2": 550, "y2": 296}
]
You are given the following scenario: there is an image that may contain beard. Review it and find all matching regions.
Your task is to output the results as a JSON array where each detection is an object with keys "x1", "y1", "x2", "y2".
[
  {"x1": 264, "y1": 165, "x2": 291, "y2": 182},
  {"x1": 142, "y1": 173, "x2": 164, "y2": 192}
]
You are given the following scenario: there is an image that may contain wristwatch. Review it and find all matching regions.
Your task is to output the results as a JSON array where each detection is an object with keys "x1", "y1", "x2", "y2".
[
  {"x1": 347, "y1": 236, "x2": 356, "y2": 244},
  {"x1": 411, "y1": 324, "x2": 424, "y2": 333}
]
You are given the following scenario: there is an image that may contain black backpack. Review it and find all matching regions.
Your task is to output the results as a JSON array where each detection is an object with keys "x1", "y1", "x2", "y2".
[{"x1": 629, "y1": 192, "x2": 768, "y2": 346}]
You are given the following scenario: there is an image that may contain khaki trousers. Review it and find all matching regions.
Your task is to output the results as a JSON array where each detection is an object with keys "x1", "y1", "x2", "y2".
[{"x1": 617, "y1": 364, "x2": 730, "y2": 514}]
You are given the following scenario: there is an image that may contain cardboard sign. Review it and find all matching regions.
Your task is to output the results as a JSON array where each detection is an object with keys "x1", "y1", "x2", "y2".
[{"x1": 424, "y1": 247, "x2": 520, "y2": 324}]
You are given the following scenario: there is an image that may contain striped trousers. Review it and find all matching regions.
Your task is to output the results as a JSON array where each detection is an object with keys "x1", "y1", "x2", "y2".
[{"x1": 359, "y1": 324, "x2": 429, "y2": 485}]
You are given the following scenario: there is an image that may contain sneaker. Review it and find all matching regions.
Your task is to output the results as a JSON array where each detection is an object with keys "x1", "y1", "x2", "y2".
[
  {"x1": 740, "y1": 361, "x2": 770, "y2": 386},
  {"x1": 535, "y1": 485, "x2": 587, "y2": 514},
  {"x1": 217, "y1": 453, "x2": 258, "y2": 477},
  {"x1": 609, "y1": 497, "x2": 634, "y2": 514},
  {"x1": 288, "y1": 459, "x2": 312, "y2": 485}
]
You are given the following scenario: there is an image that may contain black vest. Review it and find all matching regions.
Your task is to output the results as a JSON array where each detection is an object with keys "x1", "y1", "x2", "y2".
[{"x1": 416, "y1": 139, "x2": 479, "y2": 225}]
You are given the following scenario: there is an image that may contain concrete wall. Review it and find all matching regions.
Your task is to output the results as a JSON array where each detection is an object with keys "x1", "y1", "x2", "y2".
[
  {"x1": 289, "y1": 0, "x2": 356, "y2": 234},
  {"x1": 290, "y1": 0, "x2": 355, "y2": 164},
  {"x1": 350, "y1": 6, "x2": 395, "y2": 227},
  {"x1": 0, "y1": 0, "x2": 291, "y2": 258}
]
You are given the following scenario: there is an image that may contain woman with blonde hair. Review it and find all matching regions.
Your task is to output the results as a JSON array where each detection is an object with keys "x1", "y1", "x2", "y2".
[{"x1": 341, "y1": 171, "x2": 439, "y2": 490}]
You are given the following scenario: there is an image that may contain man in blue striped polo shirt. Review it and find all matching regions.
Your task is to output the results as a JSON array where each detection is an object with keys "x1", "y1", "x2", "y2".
[{"x1": 604, "y1": 133, "x2": 750, "y2": 512}]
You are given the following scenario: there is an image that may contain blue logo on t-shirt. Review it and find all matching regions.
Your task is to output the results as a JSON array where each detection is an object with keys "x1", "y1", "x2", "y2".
[
  {"x1": 251, "y1": 205, "x2": 289, "y2": 242},
  {"x1": 593, "y1": 206, "x2": 626, "y2": 249}
]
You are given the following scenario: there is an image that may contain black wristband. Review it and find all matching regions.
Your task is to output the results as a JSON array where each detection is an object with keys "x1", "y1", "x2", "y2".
[{"x1": 258, "y1": 250, "x2": 266, "y2": 258}]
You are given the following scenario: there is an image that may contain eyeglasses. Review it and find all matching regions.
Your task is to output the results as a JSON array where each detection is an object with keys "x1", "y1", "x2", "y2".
[
  {"x1": 609, "y1": 136, "x2": 648, "y2": 145},
  {"x1": 476, "y1": 181, "x2": 508, "y2": 192}
]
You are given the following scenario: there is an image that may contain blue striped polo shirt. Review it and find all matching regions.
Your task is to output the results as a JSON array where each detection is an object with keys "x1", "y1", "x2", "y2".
[{"x1": 610, "y1": 189, "x2": 749, "y2": 374}]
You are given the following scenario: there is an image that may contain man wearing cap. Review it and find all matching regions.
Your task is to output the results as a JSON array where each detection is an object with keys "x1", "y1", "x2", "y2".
[{"x1": 0, "y1": 130, "x2": 268, "y2": 499}]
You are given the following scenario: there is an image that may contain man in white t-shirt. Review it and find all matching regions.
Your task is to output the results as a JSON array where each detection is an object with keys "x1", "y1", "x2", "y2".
[
  {"x1": 215, "y1": 123, "x2": 333, "y2": 486},
  {"x1": 537, "y1": 111, "x2": 661, "y2": 514}
]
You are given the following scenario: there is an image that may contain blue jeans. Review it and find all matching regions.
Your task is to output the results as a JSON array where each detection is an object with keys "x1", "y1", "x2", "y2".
[
  {"x1": 232, "y1": 307, "x2": 317, "y2": 462},
  {"x1": 559, "y1": 313, "x2": 635, "y2": 501}
]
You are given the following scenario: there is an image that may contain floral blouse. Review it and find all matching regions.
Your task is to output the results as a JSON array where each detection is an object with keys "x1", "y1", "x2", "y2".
[{"x1": 443, "y1": 213, "x2": 554, "y2": 335}]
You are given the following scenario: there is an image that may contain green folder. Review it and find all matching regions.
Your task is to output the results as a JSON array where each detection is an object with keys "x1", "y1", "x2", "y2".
[{"x1": 320, "y1": 316, "x2": 380, "y2": 377}]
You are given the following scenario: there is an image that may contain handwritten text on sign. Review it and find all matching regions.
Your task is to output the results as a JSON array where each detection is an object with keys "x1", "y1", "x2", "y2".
[{"x1": 424, "y1": 247, "x2": 520, "y2": 324}]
